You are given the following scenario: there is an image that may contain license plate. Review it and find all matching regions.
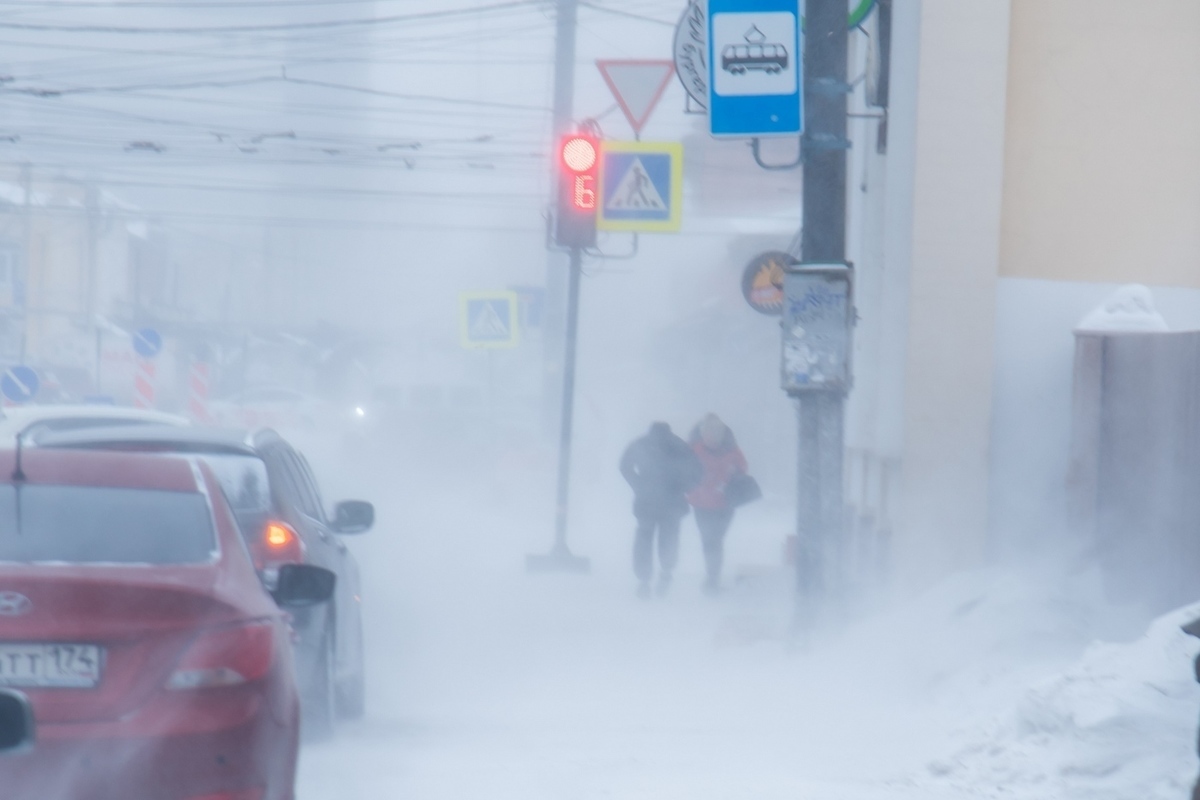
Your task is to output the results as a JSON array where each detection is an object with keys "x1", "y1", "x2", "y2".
[{"x1": 0, "y1": 643, "x2": 103, "y2": 688}]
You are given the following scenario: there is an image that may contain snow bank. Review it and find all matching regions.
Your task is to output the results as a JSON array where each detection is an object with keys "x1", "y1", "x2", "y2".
[
  {"x1": 920, "y1": 602, "x2": 1200, "y2": 799},
  {"x1": 1076, "y1": 284, "x2": 1169, "y2": 333}
]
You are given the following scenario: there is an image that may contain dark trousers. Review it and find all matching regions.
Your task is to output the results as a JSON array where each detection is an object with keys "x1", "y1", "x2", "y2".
[
  {"x1": 694, "y1": 507, "x2": 735, "y2": 584},
  {"x1": 633, "y1": 511, "x2": 682, "y2": 583}
]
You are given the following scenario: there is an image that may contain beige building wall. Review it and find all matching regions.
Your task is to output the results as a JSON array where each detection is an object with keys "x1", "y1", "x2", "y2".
[
  {"x1": 1001, "y1": 0, "x2": 1200, "y2": 287},
  {"x1": 892, "y1": 0, "x2": 1012, "y2": 587}
]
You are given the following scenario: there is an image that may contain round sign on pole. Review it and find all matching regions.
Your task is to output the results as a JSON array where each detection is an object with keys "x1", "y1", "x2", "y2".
[
  {"x1": 132, "y1": 327, "x2": 163, "y2": 359},
  {"x1": 1, "y1": 366, "x2": 39, "y2": 404},
  {"x1": 673, "y1": 1, "x2": 708, "y2": 111},
  {"x1": 742, "y1": 251, "x2": 795, "y2": 316}
]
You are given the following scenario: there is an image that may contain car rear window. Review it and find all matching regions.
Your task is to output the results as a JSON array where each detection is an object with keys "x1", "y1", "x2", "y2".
[
  {"x1": 0, "y1": 485, "x2": 217, "y2": 565},
  {"x1": 198, "y1": 454, "x2": 272, "y2": 539}
]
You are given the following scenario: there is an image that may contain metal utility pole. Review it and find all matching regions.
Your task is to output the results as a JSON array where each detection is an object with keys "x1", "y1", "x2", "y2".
[
  {"x1": 540, "y1": 0, "x2": 580, "y2": 439},
  {"x1": 794, "y1": 0, "x2": 849, "y2": 616},
  {"x1": 527, "y1": 0, "x2": 590, "y2": 573}
]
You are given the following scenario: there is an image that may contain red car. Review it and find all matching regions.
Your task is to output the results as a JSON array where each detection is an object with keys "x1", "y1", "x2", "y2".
[{"x1": 0, "y1": 446, "x2": 332, "y2": 800}]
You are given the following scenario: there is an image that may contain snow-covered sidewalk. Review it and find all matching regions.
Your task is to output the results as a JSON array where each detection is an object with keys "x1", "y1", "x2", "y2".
[{"x1": 295, "y1": 445, "x2": 1200, "y2": 799}]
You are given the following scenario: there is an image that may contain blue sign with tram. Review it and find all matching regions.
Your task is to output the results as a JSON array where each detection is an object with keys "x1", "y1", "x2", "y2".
[{"x1": 707, "y1": 0, "x2": 802, "y2": 138}]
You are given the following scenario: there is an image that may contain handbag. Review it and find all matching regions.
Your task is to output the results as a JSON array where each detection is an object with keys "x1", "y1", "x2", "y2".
[{"x1": 723, "y1": 472, "x2": 762, "y2": 507}]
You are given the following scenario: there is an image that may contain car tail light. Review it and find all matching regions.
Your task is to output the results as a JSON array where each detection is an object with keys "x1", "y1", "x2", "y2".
[
  {"x1": 167, "y1": 621, "x2": 274, "y2": 690},
  {"x1": 250, "y1": 520, "x2": 305, "y2": 570}
]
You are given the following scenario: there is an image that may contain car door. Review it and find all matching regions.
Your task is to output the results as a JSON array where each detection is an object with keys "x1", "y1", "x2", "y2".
[
  {"x1": 260, "y1": 443, "x2": 337, "y2": 576},
  {"x1": 292, "y1": 450, "x2": 362, "y2": 682}
]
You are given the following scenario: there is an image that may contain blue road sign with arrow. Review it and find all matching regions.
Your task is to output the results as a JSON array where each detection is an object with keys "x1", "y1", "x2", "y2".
[
  {"x1": 708, "y1": 0, "x2": 802, "y2": 138},
  {"x1": 133, "y1": 327, "x2": 163, "y2": 359},
  {"x1": 1, "y1": 365, "x2": 39, "y2": 404}
]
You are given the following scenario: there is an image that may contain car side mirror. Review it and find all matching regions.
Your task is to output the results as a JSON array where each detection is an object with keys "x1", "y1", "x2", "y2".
[
  {"x1": 0, "y1": 690, "x2": 33, "y2": 754},
  {"x1": 332, "y1": 500, "x2": 374, "y2": 534},
  {"x1": 271, "y1": 564, "x2": 336, "y2": 608}
]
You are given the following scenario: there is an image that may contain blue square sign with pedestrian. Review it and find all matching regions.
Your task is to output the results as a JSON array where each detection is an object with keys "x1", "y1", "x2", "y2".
[
  {"x1": 597, "y1": 141, "x2": 683, "y2": 232},
  {"x1": 459, "y1": 291, "x2": 519, "y2": 349},
  {"x1": 602, "y1": 153, "x2": 672, "y2": 222}
]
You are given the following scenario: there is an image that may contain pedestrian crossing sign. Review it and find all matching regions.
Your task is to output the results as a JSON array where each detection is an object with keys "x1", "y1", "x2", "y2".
[
  {"x1": 460, "y1": 291, "x2": 520, "y2": 349},
  {"x1": 597, "y1": 140, "x2": 683, "y2": 233}
]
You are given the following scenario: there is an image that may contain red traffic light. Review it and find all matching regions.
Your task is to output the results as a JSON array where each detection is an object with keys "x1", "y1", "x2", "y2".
[
  {"x1": 555, "y1": 133, "x2": 599, "y2": 248},
  {"x1": 560, "y1": 135, "x2": 598, "y2": 173}
]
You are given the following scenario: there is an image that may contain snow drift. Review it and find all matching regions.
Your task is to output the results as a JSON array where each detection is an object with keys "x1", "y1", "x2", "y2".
[{"x1": 921, "y1": 601, "x2": 1200, "y2": 799}]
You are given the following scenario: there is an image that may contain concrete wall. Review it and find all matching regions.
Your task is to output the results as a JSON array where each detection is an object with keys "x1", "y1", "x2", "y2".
[
  {"x1": 989, "y1": 278, "x2": 1200, "y2": 554},
  {"x1": 891, "y1": 0, "x2": 1012, "y2": 587}
]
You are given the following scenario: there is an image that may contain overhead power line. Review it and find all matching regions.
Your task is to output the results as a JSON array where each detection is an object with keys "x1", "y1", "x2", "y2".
[
  {"x1": 577, "y1": 2, "x2": 673, "y2": 27},
  {"x1": 7, "y1": 74, "x2": 551, "y2": 113},
  {"x1": 0, "y1": 0, "x2": 542, "y2": 34},
  {"x1": 0, "y1": 0, "x2": 443, "y2": 7}
]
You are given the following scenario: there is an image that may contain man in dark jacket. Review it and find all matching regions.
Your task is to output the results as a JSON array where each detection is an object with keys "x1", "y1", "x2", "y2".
[{"x1": 620, "y1": 422, "x2": 703, "y2": 598}]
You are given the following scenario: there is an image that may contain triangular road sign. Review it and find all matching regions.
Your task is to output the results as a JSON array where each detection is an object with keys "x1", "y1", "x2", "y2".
[
  {"x1": 596, "y1": 60, "x2": 675, "y2": 135},
  {"x1": 606, "y1": 158, "x2": 667, "y2": 211}
]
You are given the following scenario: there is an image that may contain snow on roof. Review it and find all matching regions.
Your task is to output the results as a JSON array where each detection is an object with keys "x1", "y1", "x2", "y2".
[
  {"x1": 1076, "y1": 284, "x2": 1170, "y2": 333},
  {"x1": 0, "y1": 181, "x2": 50, "y2": 207},
  {"x1": 0, "y1": 181, "x2": 143, "y2": 215}
]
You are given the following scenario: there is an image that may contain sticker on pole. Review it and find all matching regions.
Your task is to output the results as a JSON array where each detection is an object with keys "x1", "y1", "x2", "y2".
[
  {"x1": 460, "y1": 292, "x2": 519, "y2": 349},
  {"x1": 708, "y1": 0, "x2": 802, "y2": 137},
  {"x1": 597, "y1": 141, "x2": 683, "y2": 233},
  {"x1": 1, "y1": 365, "x2": 39, "y2": 404},
  {"x1": 132, "y1": 327, "x2": 163, "y2": 359}
]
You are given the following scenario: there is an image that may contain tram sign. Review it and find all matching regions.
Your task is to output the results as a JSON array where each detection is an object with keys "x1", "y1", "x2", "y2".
[{"x1": 707, "y1": 0, "x2": 802, "y2": 138}]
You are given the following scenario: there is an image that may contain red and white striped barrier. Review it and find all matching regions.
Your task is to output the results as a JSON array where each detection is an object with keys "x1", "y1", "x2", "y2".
[
  {"x1": 133, "y1": 357, "x2": 156, "y2": 409},
  {"x1": 187, "y1": 361, "x2": 212, "y2": 423}
]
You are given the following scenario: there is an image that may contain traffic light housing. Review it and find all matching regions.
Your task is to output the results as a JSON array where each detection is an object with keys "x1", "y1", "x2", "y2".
[{"x1": 555, "y1": 133, "x2": 599, "y2": 249}]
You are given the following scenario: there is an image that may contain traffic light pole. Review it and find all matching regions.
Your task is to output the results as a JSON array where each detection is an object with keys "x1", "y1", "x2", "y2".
[
  {"x1": 529, "y1": 244, "x2": 590, "y2": 574},
  {"x1": 556, "y1": 247, "x2": 585, "y2": 550},
  {"x1": 528, "y1": 0, "x2": 590, "y2": 574},
  {"x1": 794, "y1": 0, "x2": 849, "y2": 623}
]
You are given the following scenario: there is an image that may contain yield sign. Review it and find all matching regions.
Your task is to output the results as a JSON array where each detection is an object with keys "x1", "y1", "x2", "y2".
[{"x1": 596, "y1": 60, "x2": 675, "y2": 136}]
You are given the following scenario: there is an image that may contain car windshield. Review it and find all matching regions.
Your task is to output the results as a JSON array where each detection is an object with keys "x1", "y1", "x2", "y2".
[
  {"x1": 199, "y1": 454, "x2": 272, "y2": 539},
  {"x1": 0, "y1": 485, "x2": 216, "y2": 565}
]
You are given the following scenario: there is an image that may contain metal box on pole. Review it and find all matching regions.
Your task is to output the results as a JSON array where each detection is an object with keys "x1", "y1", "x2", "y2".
[{"x1": 781, "y1": 263, "x2": 854, "y2": 395}]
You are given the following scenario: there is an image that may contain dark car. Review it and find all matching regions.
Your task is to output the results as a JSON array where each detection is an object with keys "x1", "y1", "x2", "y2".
[
  {"x1": 35, "y1": 425, "x2": 375, "y2": 739},
  {"x1": 0, "y1": 446, "x2": 334, "y2": 798}
]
